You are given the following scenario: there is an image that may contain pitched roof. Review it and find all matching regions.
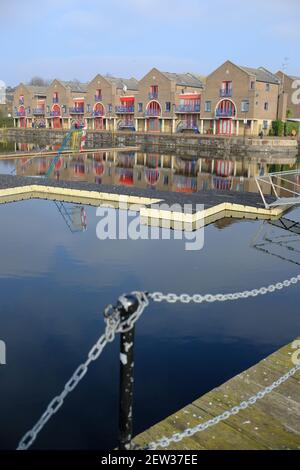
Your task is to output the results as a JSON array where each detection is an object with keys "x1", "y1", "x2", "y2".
[
  {"x1": 104, "y1": 76, "x2": 139, "y2": 91},
  {"x1": 161, "y1": 72, "x2": 204, "y2": 88},
  {"x1": 26, "y1": 85, "x2": 48, "y2": 96},
  {"x1": 289, "y1": 74, "x2": 300, "y2": 81},
  {"x1": 239, "y1": 66, "x2": 280, "y2": 84},
  {"x1": 60, "y1": 81, "x2": 88, "y2": 93}
]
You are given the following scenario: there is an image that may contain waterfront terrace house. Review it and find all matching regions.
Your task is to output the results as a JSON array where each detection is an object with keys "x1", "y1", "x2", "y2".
[
  {"x1": 45, "y1": 79, "x2": 88, "y2": 129},
  {"x1": 134, "y1": 68, "x2": 204, "y2": 133},
  {"x1": 13, "y1": 84, "x2": 48, "y2": 128},
  {"x1": 86, "y1": 75, "x2": 139, "y2": 131},
  {"x1": 201, "y1": 60, "x2": 283, "y2": 136},
  {"x1": 276, "y1": 71, "x2": 300, "y2": 121}
]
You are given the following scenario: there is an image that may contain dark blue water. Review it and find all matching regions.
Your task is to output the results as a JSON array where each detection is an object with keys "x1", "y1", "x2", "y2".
[{"x1": 0, "y1": 199, "x2": 299, "y2": 449}]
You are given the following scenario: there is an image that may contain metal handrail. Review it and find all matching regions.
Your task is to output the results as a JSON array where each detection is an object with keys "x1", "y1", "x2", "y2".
[
  {"x1": 255, "y1": 170, "x2": 300, "y2": 208},
  {"x1": 220, "y1": 89, "x2": 232, "y2": 97},
  {"x1": 259, "y1": 169, "x2": 300, "y2": 178}
]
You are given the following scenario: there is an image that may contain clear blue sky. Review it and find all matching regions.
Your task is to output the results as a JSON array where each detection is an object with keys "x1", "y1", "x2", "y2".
[{"x1": 1, "y1": 0, "x2": 299, "y2": 86}]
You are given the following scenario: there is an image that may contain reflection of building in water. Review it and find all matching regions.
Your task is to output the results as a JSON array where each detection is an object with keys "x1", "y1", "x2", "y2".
[{"x1": 15, "y1": 152, "x2": 299, "y2": 195}]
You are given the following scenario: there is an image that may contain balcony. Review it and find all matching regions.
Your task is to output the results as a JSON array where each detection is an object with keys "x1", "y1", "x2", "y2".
[
  {"x1": 53, "y1": 97, "x2": 59, "y2": 103},
  {"x1": 16, "y1": 111, "x2": 26, "y2": 117},
  {"x1": 94, "y1": 95, "x2": 102, "y2": 102},
  {"x1": 115, "y1": 105, "x2": 134, "y2": 114},
  {"x1": 118, "y1": 120, "x2": 135, "y2": 130},
  {"x1": 175, "y1": 104, "x2": 200, "y2": 113},
  {"x1": 93, "y1": 110, "x2": 104, "y2": 117},
  {"x1": 33, "y1": 108, "x2": 45, "y2": 115},
  {"x1": 215, "y1": 109, "x2": 235, "y2": 117},
  {"x1": 220, "y1": 89, "x2": 232, "y2": 97},
  {"x1": 69, "y1": 107, "x2": 84, "y2": 114},
  {"x1": 145, "y1": 109, "x2": 161, "y2": 117},
  {"x1": 50, "y1": 111, "x2": 61, "y2": 117},
  {"x1": 148, "y1": 92, "x2": 158, "y2": 100}
]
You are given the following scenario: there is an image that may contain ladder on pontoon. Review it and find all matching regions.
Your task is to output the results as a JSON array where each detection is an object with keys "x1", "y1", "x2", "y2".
[{"x1": 54, "y1": 202, "x2": 87, "y2": 233}]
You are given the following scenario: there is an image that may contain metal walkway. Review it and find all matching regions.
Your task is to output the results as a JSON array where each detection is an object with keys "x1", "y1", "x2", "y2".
[
  {"x1": 251, "y1": 216, "x2": 300, "y2": 266},
  {"x1": 256, "y1": 170, "x2": 300, "y2": 209}
]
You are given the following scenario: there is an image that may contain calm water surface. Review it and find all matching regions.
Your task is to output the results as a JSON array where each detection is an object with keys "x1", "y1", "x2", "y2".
[
  {"x1": 0, "y1": 199, "x2": 300, "y2": 449},
  {"x1": 0, "y1": 139, "x2": 299, "y2": 195}
]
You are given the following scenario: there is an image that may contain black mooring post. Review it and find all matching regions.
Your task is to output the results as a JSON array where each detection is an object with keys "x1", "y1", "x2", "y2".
[{"x1": 118, "y1": 295, "x2": 139, "y2": 450}]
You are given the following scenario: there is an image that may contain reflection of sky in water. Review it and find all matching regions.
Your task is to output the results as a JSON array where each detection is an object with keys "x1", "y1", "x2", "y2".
[
  {"x1": 0, "y1": 160, "x2": 14, "y2": 175},
  {"x1": 0, "y1": 199, "x2": 300, "y2": 449}
]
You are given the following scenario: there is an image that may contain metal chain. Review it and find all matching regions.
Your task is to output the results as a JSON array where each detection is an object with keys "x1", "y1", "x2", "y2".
[
  {"x1": 17, "y1": 291, "x2": 149, "y2": 451},
  {"x1": 16, "y1": 276, "x2": 300, "y2": 451},
  {"x1": 146, "y1": 362, "x2": 300, "y2": 450},
  {"x1": 149, "y1": 274, "x2": 300, "y2": 304}
]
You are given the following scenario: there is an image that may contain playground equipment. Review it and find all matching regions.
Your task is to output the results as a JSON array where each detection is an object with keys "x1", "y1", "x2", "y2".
[
  {"x1": 45, "y1": 128, "x2": 84, "y2": 178},
  {"x1": 45, "y1": 127, "x2": 88, "y2": 233}
]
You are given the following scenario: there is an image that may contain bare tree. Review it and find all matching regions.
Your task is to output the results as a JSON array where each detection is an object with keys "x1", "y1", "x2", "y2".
[{"x1": 28, "y1": 76, "x2": 49, "y2": 86}]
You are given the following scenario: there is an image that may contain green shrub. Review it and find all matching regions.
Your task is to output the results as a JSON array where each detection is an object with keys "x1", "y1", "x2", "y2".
[
  {"x1": 271, "y1": 120, "x2": 284, "y2": 137},
  {"x1": 268, "y1": 127, "x2": 275, "y2": 136},
  {"x1": 284, "y1": 121, "x2": 299, "y2": 137},
  {"x1": 0, "y1": 117, "x2": 14, "y2": 128}
]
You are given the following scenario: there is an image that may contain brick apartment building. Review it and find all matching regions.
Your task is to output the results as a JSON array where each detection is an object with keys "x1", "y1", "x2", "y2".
[{"x1": 13, "y1": 61, "x2": 299, "y2": 135}]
